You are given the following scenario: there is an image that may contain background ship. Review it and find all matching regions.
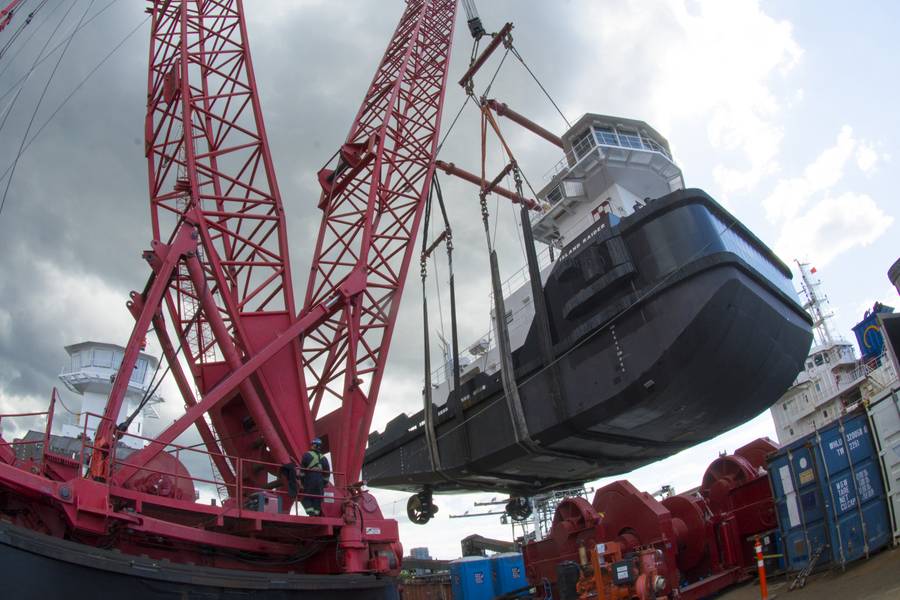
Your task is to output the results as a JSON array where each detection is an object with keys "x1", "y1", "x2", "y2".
[{"x1": 363, "y1": 114, "x2": 814, "y2": 499}]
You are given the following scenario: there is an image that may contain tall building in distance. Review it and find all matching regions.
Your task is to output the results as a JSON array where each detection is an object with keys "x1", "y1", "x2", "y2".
[{"x1": 770, "y1": 263, "x2": 898, "y2": 444}]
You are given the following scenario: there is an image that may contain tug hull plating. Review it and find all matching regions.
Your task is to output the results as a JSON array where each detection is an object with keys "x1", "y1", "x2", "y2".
[{"x1": 364, "y1": 190, "x2": 813, "y2": 494}]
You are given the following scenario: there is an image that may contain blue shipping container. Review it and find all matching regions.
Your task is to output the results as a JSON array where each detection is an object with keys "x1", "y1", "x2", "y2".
[
  {"x1": 490, "y1": 552, "x2": 526, "y2": 596},
  {"x1": 450, "y1": 556, "x2": 493, "y2": 600},
  {"x1": 768, "y1": 410, "x2": 892, "y2": 571}
]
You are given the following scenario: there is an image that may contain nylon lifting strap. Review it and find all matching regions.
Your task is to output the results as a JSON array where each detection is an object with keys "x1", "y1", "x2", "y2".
[
  {"x1": 421, "y1": 175, "x2": 469, "y2": 475},
  {"x1": 477, "y1": 108, "x2": 597, "y2": 469}
]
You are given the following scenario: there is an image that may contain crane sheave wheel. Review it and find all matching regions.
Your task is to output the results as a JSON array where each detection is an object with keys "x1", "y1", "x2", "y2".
[
  {"x1": 505, "y1": 497, "x2": 533, "y2": 521},
  {"x1": 407, "y1": 492, "x2": 438, "y2": 524}
]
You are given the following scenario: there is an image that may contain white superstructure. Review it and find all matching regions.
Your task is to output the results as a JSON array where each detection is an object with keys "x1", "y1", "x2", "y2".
[
  {"x1": 426, "y1": 114, "x2": 684, "y2": 404},
  {"x1": 58, "y1": 341, "x2": 164, "y2": 449},
  {"x1": 770, "y1": 264, "x2": 898, "y2": 444}
]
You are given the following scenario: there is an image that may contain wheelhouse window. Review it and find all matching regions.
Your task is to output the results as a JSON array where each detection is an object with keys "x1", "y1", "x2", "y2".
[
  {"x1": 594, "y1": 126, "x2": 618, "y2": 146},
  {"x1": 546, "y1": 185, "x2": 563, "y2": 205},
  {"x1": 571, "y1": 129, "x2": 595, "y2": 159},
  {"x1": 616, "y1": 129, "x2": 644, "y2": 150}
]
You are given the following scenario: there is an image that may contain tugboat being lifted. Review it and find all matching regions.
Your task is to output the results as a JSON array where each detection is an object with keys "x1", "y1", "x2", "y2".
[{"x1": 363, "y1": 113, "x2": 814, "y2": 510}]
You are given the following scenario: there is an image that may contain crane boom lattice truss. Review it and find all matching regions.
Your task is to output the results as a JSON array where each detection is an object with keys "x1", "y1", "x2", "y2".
[
  {"x1": 304, "y1": 0, "x2": 457, "y2": 487},
  {"x1": 0, "y1": 0, "x2": 460, "y2": 577}
]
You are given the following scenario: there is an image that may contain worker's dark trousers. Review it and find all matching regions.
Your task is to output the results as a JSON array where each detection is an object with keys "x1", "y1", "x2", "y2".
[{"x1": 301, "y1": 474, "x2": 324, "y2": 515}]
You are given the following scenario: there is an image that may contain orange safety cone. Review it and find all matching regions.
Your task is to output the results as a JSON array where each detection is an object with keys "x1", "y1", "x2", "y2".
[{"x1": 754, "y1": 535, "x2": 768, "y2": 600}]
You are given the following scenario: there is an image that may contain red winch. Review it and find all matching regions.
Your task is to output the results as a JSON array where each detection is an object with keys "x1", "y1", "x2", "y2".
[{"x1": 524, "y1": 438, "x2": 778, "y2": 598}]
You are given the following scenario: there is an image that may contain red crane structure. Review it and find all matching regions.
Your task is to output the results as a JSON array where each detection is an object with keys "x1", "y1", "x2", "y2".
[{"x1": 0, "y1": 0, "x2": 460, "y2": 577}]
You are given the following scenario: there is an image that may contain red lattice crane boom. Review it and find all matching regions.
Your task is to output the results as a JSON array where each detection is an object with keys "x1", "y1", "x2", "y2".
[
  {"x1": 304, "y1": 0, "x2": 458, "y2": 488},
  {"x1": 0, "y1": 0, "x2": 460, "y2": 578}
]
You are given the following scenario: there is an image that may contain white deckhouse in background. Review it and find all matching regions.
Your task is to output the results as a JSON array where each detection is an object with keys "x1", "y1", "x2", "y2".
[
  {"x1": 770, "y1": 263, "x2": 898, "y2": 444},
  {"x1": 58, "y1": 341, "x2": 164, "y2": 449}
]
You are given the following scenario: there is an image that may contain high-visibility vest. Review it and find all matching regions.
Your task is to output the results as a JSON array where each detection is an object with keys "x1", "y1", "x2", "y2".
[{"x1": 306, "y1": 451, "x2": 324, "y2": 471}]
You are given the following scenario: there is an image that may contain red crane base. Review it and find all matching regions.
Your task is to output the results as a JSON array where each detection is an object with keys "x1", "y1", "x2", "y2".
[{"x1": 0, "y1": 403, "x2": 402, "y2": 577}]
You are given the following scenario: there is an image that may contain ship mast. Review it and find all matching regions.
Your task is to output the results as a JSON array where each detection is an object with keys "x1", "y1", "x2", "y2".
[{"x1": 796, "y1": 260, "x2": 836, "y2": 347}]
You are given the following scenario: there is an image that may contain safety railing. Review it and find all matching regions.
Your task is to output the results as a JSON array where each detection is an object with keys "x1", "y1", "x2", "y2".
[
  {"x1": 543, "y1": 131, "x2": 675, "y2": 182},
  {"x1": 493, "y1": 243, "x2": 556, "y2": 299},
  {"x1": 77, "y1": 412, "x2": 340, "y2": 519},
  {"x1": 0, "y1": 410, "x2": 52, "y2": 459},
  {"x1": 0, "y1": 388, "x2": 59, "y2": 471}
]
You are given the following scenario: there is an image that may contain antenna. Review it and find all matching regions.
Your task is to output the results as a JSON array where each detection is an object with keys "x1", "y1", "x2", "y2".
[{"x1": 796, "y1": 260, "x2": 836, "y2": 347}]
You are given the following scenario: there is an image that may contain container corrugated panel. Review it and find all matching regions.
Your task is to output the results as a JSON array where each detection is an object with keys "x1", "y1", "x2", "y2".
[
  {"x1": 450, "y1": 556, "x2": 492, "y2": 600},
  {"x1": 767, "y1": 410, "x2": 892, "y2": 571},
  {"x1": 490, "y1": 552, "x2": 526, "y2": 596},
  {"x1": 867, "y1": 387, "x2": 900, "y2": 544},
  {"x1": 401, "y1": 579, "x2": 453, "y2": 600}
]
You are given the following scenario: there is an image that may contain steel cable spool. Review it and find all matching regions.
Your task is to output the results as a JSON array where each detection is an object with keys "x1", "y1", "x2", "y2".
[
  {"x1": 551, "y1": 497, "x2": 598, "y2": 541},
  {"x1": 661, "y1": 494, "x2": 709, "y2": 573},
  {"x1": 701, "y1": 453, "x2": 757, "y2": 514}
]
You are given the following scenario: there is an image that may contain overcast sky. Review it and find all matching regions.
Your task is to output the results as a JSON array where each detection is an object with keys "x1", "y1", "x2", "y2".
[{"x1": 0, "y1": 0, "x2": 897, "y2": 559}]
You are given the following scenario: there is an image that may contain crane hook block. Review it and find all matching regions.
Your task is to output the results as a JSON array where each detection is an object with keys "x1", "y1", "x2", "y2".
[{"x1": 467, "y1": 17, "x2": 485, "y2": 39}]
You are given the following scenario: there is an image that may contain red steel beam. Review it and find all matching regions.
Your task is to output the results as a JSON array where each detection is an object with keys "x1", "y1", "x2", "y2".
[
  {"x1": 486, "y1": 98, "x2": 564, "y2": 148},
  {"x1": 435, "y1": 160, "x2": 540, "y2": 210},
  {"x1": 458, "y1": 21, "x2": 513, "y2": 88}
]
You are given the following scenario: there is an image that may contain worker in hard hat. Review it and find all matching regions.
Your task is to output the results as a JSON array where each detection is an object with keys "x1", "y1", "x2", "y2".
[{"x1": 300, "y1": 437, "x2": 330, "y2": 517}]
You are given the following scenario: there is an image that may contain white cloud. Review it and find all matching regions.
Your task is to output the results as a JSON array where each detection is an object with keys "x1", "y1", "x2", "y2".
[
  {"x1": 762, "y1": 126, "x2": 893, "y2": 266},
  {"x1": 0, "y1": 257, "x2": 136, "y2": 434},
  {"x1": 855, "y1": 141, "x2": 880, "y2": 174},
  {"x1": 763, "y1": 125, "x2": 857, "y2": 222},
  {"x1": 775, "y1": 192, "x2": 893, "y2": 267},
  {"x1": 572, "y1": 0, "x2": 802, "y2": 195}
]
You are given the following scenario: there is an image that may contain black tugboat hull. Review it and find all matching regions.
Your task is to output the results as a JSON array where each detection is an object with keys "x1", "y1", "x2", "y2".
[
  {"x1": 363, "y1": 190, "x2": 813, "y2": 495},
  {"x1": 0, "y1": 520, "x2": 399, "y2": 600}
]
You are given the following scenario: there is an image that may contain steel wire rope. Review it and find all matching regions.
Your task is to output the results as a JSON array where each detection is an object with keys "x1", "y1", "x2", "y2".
[
  {"x1": 509, "y1": 44, "x2": 570, "y2": 128},
  {"x1": 0, "y1": 0, "x2": 46, "y2": 67},
  {"x1": 0, "y1": 0, "x2": 120, "y2": 102},
  {"x1": 436, "y1": 93, "x2": 474, "y2": 156},
  {"x1": 436, "y1": 43, "x2": 509, "y2": 156},
  {"x1": 54, "y1": 391, "x2": 84, "y2": 418},
  {"x1": 119, "y1": 264, "x2": 209, "y2": 434},
  {"x1": 362, "y1": 214, "x2": 744, "y2": 482},
  {"x1": 0, "y1": 0, "x2": 68, "y2": 155},
  {"x1": 0, "y1": 0, "x2": 95, "y2": 221},
  {"x1": 0, "y1": 12, "x2": 148, "y2": 197},
  {"x1": 433, "y1": 44, "x2": 515, "y2": 378},
  {"x1": 0, "y1": 0, "x2": 59, "y2": 113}
]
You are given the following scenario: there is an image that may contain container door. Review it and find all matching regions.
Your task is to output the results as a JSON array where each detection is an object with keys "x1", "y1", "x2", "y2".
[
  {"x1": 768, "y1": 447, "x2": 831, "y2": 571},
  {"x1": 814, "y1": 413, "x2": 892, "y2": 568},
  {"x1": 867, "y1": 389, "x2": 900, "y2": 545}
]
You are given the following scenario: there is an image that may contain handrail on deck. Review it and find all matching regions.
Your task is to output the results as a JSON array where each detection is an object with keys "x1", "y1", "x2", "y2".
[{"x1": 77, "y1": 412, "x2": 339, "y2": 517}]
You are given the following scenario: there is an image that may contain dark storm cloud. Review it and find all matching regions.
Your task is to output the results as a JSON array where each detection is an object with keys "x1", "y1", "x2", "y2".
[{"x1": 0, "y1": 1, "x2": 603, "y2": 435}]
